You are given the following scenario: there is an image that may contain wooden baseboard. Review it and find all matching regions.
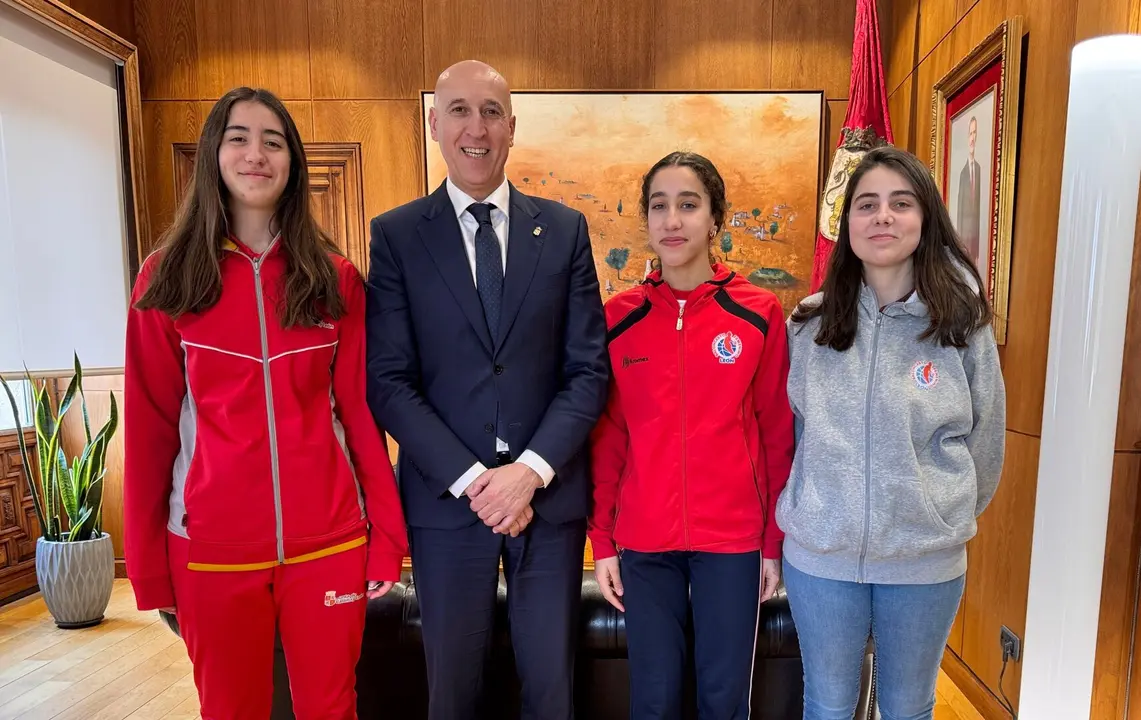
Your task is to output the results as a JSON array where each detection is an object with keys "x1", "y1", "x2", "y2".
[
  {"x1": 115, "y1": 559, "x2": 127, "y2": 578},
  {"x1": 0, "y1": 570, "x2": 39, "y2": 606},
  {"x1": 942, "y1": 648, "x2": 1016, "y2": 719},
  {"x1": 0, "y1": 583, "x2": 39, "y2": 608}
]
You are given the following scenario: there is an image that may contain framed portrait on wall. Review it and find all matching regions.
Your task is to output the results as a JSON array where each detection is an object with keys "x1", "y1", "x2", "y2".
[{"x1": 931, "y1": 16, "x2": 1025, "y2": 345}]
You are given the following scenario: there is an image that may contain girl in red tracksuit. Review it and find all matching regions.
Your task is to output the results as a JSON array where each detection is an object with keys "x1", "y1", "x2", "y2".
[
  {"x1": 124, "y1": 87, "x2": 407, "y2": 720},
  {"x1": 590, "y1": 151, "x2": 795, "y2": 719}
]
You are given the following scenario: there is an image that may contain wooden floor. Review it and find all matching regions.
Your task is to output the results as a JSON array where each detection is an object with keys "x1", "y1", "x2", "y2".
[
  {"x1": 0, "y1": 580, "x2": 983, "y2": 719},
  {"x1": 0, "y1": 581, "x2": 197, "y2": 719},
  {"x1": 935, "y1": 670, "x2": 986, "y2": 720}
]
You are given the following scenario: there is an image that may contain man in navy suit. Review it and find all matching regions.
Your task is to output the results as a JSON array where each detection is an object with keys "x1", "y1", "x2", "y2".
[{"x1": 365, "y1": 59, "x2": 609, "y2": 720}]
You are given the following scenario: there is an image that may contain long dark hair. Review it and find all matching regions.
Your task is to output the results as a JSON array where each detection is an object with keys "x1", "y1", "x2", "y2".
[
  {"x1": 640, "y1": 151, "x2": 727, "y2": 268},
  {"x1": 791, "y1": 146, "x2": 991, "y2": 350},
  {"x1": 135, "y1": 87, "x2": 343, "y2": 328}
]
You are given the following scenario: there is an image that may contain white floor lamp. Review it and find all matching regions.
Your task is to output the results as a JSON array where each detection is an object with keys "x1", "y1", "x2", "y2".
[{"x1": 1021, "y1": 34, "x2": 1141, "y2": 718}]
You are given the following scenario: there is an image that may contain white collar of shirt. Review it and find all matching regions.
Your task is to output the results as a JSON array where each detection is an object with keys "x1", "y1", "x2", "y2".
[
  {"x1": 445, "y1": 176, "x2": 511, "y2": 223},
  {"x1": 445, "y1": 176, "x2": 511, "y2": 277}
]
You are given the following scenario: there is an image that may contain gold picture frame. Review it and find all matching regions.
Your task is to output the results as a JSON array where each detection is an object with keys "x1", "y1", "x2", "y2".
[{"x1": 930, "y1": 16, "x2": 1025, "y2": 345}]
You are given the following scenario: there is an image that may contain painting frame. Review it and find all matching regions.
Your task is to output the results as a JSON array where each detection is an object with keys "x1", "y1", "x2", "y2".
[
  {"x1": 419, "y1": 88, "x2": 827, "y2": 314},
  {"x1": 930, "y1": 16, "x2": 1025, "y2": 345}
]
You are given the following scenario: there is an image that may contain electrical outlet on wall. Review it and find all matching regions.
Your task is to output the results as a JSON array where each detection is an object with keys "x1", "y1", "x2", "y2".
[{"x1": 1000, "y1": 625, "x2": 1022, "y2": 662}]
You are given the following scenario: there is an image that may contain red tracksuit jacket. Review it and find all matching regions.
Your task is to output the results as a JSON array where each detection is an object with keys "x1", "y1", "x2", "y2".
[
  {"x1": 124, "y1": 237, "x2": 407, "y2": 610},
  {"x1": 588, "y1": 264, "x2": 795, "y2": 561}
]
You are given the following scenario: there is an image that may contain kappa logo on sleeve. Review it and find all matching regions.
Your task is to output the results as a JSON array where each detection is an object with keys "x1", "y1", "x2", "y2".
[{"x1": 324, "y1": 590, "x2": 366, "y2": 607}]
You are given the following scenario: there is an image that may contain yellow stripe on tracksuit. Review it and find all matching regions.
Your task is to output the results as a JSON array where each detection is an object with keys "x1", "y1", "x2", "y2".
[{"x1": 186, "y1": 535, "x2": 367, "y2": 572}]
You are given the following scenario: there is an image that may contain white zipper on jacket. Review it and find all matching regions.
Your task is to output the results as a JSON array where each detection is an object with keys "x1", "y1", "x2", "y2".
[
  {"x1": 857, "y1": 311, "x2": 884, "y2": 583},
  {"x1": 235, "y1": 237, "x2": 286, "y2": 564}
]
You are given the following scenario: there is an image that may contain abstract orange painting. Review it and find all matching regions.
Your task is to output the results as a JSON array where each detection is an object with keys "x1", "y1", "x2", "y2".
[{"x1": 422, "y1": 90, "x2": 825, "y2": 314}]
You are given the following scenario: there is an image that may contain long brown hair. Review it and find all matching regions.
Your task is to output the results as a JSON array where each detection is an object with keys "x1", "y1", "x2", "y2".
[
  {"x1": 135, "y1": 87, "x2": 343, "y2": 327},
  {"x1": 791, "y1": 146, "x2": 991, "y2": 350}
]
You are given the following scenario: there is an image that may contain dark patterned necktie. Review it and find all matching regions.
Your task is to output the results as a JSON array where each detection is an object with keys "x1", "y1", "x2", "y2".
[{"x1": 467, "y1": 202, "x2": 503, "y2": 339}]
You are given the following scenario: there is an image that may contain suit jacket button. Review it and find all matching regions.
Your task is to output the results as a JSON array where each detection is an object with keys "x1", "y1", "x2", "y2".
[
  {"x1": 484, "y1": 423, "x2": 494, "y2": 433},
  {"x1": 494, "y1": 364, "x2": 504, "y2": 375}
]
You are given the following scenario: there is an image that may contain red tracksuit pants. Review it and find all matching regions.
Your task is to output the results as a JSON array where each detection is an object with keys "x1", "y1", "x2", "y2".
[{"x1": 168, "y1": 533, "x2": 367, "y2": 720}]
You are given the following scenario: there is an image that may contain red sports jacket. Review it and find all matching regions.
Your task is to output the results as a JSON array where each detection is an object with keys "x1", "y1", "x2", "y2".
[
  {"x1": 124, "y1": 237, "x2": 407, "y2": 611},
  {"x1": 588, "y1": 264, "x2": 795, "y2": 561}
]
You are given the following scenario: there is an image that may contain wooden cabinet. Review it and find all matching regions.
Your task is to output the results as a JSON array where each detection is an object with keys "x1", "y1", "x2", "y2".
[{"x1": 0, "y1": 430, "x2": 40, "y2": 603}]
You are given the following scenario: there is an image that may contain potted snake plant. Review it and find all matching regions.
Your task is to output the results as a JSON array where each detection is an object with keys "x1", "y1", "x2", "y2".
[{"x1": 0, "y1": 354, "x2": 118, "y2": 628}]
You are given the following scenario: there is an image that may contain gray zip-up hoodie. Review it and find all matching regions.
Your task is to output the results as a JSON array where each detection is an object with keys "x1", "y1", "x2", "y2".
[{"x1": 776, "y1": 285, "x2": 1006, "y2": 585}]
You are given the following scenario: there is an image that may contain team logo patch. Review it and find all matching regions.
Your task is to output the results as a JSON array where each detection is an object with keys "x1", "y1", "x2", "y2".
[
  {"x1": 712, "y1": 332, "x2": 743, "y2": 364},
  {"x1": 317, "y1": 321, "x2": 335, "y2": 330},
  {"x1": 912, "y1": 361, "x2": 939, "y2": 389},
  {"x1": 324, "y1": 590, "x2": 366, "y2": 607}
]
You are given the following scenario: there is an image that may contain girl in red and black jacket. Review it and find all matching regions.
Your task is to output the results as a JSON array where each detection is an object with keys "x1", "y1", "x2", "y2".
[
  {"x1": 124, "y1": 87, "x2": 407, "y2": 720},
  {"x1": 589, "y1": 151, "x2": 795, "y2": 718}
]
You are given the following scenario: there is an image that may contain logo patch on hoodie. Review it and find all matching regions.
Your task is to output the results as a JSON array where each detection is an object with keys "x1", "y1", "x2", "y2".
[
  {"x1": 712, "y1": 332, "x2": 743, "y2": 364},
  {"x1": 912, "y1": 361, "x2": 939, "y2": 389}
]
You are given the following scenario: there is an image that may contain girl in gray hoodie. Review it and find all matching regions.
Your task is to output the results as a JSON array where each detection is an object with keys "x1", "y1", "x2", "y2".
[{"x1": 776, "y1": 146, "x2": 1006, "y2": 719}]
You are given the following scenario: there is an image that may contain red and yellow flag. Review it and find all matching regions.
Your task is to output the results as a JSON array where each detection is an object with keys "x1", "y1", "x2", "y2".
[{"x1": 811, "y1": 0, "x2": 895, "y2": 292}]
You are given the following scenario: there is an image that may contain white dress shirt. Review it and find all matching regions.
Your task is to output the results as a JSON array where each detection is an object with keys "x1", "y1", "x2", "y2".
[{"x1": 444, "y1": 176, "x2": 556, "y2": 498}]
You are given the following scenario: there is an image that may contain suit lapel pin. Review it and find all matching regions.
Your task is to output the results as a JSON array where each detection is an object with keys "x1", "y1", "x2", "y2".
[{"x1": 533, "y1": 226, "x2": 542, "y2": 236}]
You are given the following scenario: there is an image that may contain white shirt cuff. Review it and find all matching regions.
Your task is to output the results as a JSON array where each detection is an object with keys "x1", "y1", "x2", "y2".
[
  {"x1": 518, "y1": 450, "x2": 555, "y2": 487},
  {"x1": 449, "y1": 461, "x2": 487, "y2": 498}
]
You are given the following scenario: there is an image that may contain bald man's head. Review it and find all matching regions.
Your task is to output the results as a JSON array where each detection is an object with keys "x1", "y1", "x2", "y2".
[
  {"x1": 429, "y1": 60, "x2": 516, "y2": 201},
  {"x1": 434, "y1": 60, "x2": 512, "y2": 115}
]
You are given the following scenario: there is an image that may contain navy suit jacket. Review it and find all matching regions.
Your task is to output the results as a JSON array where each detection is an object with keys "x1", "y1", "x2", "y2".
[{"x1": 365, "y1": 181, "x2": 609, "y2": 530}]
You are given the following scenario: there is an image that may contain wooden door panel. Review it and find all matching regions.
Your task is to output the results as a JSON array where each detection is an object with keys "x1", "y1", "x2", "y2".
[
  {"x1": 0, "y1": 431, "x2": 40, "y2": 602},
  {"x1": 172, "y1": 143, "x2": 367, "y2": 272}
]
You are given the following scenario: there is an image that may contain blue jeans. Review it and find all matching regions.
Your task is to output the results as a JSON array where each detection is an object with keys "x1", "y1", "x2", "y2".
[{"x1": 782, "y1": 559, "x2": 965, "y2": 720}]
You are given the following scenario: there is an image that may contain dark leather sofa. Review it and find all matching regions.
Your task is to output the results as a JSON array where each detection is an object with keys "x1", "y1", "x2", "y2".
[{"x1": 160, "y1": 569, "x2": 878, "y2": 718}]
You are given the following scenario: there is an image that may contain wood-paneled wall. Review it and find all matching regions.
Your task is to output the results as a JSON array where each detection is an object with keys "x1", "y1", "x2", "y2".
[
  {"x1": 56, "y1": 0, "x2": 134, "y2": 42},
  {"x1": 885, "y1": 1, "x2": 1141, "y2": 718},
  {"x1": 131, "y1": 0, "x2": 865, "y2": 256},
  {"x1": 62, "y1": 0, "x2": 865, "y2": 578}
]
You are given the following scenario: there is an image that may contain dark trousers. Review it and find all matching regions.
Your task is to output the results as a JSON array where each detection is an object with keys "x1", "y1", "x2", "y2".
[
  {"x1": 621, "y1": 550, "x2": 762, "y2": 720},
  {"x1": 409, "y1": 514, "x2": 587, "y2": 720}
]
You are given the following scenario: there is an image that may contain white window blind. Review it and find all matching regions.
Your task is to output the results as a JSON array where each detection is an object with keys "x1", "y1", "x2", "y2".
[{"x1": 0, "y1": 2, "x2": 130, "y2": 376}]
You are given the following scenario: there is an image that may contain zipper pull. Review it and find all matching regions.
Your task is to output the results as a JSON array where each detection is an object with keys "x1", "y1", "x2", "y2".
[{"x1": 676, "y1": 305, "x2": 685, "y2": 330}]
